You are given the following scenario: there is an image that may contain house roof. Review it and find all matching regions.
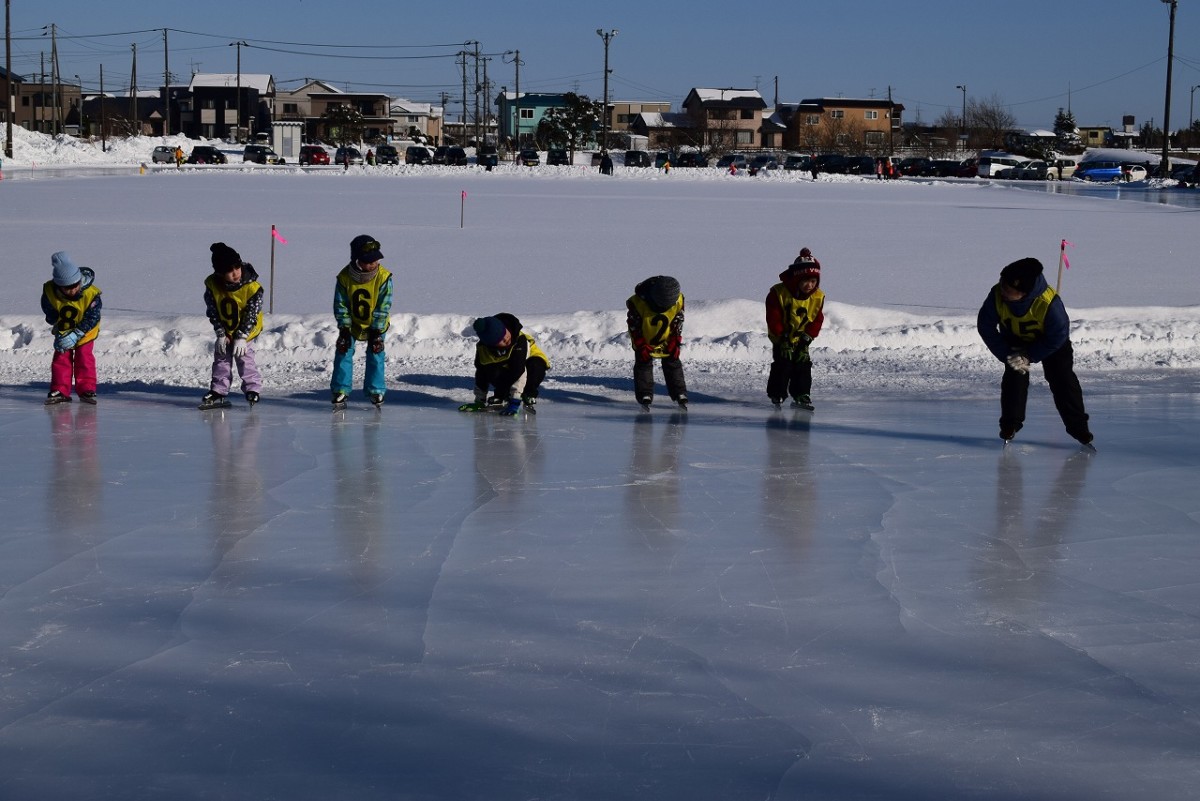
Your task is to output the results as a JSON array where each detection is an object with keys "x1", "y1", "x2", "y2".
[
  {"x1": 189, "y1": 73, "x2": 275, "y2": 94},
  {"x1": 683, "y1": 88, "x2": 767, "y2": 110},
  {"x1": 633, "y1": 112, "x2": 693, "y2": 130},
  {"x1": 799, "y1": 97, "x2": 905, "y2": 112}
]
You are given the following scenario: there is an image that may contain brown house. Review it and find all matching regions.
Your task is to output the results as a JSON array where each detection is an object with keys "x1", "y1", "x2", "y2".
[
  {"x1": 681, "y1": 88, "x2": 767, "y2": 151},
  {"x1": 784, "y1": 97, "x2": 904, "y2": 154}
]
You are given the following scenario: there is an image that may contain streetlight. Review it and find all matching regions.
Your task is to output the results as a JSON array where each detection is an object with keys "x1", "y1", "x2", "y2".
[
  {"x1": 503, "y1": 49, "x2": 523, "y2": 148},
  {"x1": 1190, "y1": 84, "x2": 1200, "y2": 152},
  {"x1": 1160, "y1": 0, "x2": 1177, "y2": 177},
  {"x1": 955, "y1": 84, "x2": 967, "y2": 150},
  {"x1": 596, "y1": 29, "x2": 618, "y2": 151}
]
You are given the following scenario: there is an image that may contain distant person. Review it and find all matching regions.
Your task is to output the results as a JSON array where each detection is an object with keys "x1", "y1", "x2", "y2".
[
  {"x1": 662, "y1": 159, "x2": 671, "y2": 175},
  {"x1": 366, "y1": 149, "x2": 375, "y2": 166},
  {"x1": 41, "y1": 252, "x2": 102, "y2": 405},
  {"x1": 199, "y1": 243, "x2": 264, "y2": 410},
  {"x1": 976, "y1": 257, "x2": 1093, "y2": 447},
  {"x1": 765, "y1": 248, "x2": 824, "y2": 410},
  {"x1": 174, "y1": 146, "x2": 184, "y2": 167},
  {"x1": 331, "y1": 234, "x2": 393, "y2": 410},
  {"x1": 457, "y1": 313, "x2": 550, "y2": 416},
  {"x1": 627, "y1": 275, "x2": 687, "y2": 411},
  {"x1": 599, "y1": 151, "x2": 614, "y2": 175}
]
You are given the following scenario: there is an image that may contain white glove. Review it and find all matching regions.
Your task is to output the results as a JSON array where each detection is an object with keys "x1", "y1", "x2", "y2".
[
  {"x1": 215, "y1": 335, "x2": 228, "y2": 356},
  {"x1": 1006, "y1": 353, "x2": 1030, "y2": 374},
  {"x1": 232, "y1": 337, "x2": 248, "y2": 358}
]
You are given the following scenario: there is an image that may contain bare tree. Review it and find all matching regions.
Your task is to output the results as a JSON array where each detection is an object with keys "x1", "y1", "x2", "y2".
[{"x1": 967, "y1": 93, "x2": 1016, "y2": 150}]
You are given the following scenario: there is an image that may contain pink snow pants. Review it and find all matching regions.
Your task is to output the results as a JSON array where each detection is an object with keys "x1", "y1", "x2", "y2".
[{"x1": 50, "y1": 339, "x2": 97, "y2": 396}]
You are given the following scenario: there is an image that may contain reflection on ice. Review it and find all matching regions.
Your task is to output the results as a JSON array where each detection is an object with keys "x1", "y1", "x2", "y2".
[{"x1": 1, "y1": 390, "x2": 1199, "y2": 800}]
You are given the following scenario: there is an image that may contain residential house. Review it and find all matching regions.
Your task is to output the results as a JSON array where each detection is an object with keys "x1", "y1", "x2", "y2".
[
  {"x1": 1078, "y1": 126, "x2": 1114, "y2": 149},
  {"x1": 390, "y1": 99, "x2": 442, "y2": 143},
  {"x1": 272, "y1": 79, "x2": 341, "y2": 135},
  {"x1": 81, "y1": 91, "x2": 164, "y2": 138},
  {"x1": 0, "y1": 70, "x2": 83, "y2": 135},
  {"x1": 680, "y1": 88, "x2": 767, "y2": 151},
  {"x1": 609, "y1": 101, "x2": 671, "y2": 136},
  {"x1": 784, "y1": 97, "x2": 903, "y2": 154},
  {"x1": 495, "y1": 92, "x2": 571, "y2": 148},
  {"x1": 305, "y1": 90, "x2": 393, "y2": 143},
  {"x1": 186, "y1": 73, "x2": 275, "y2": 140},
  {"x1": 629, "y1": 111, "x2": 697, "y2": 152}
]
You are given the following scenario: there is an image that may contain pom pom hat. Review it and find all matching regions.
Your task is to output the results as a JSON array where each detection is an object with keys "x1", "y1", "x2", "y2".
[
  {"x1": 210, "y1": 242, "x2": 243, "y2": 273},
  {"x1": 51, "y1": 251, "x2": 83, "y2": 286}
]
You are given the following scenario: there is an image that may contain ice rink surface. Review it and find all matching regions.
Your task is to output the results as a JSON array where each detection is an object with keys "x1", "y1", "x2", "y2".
[{"x1": 2, "y1": 381, "x2": 1198, "y2": 800}]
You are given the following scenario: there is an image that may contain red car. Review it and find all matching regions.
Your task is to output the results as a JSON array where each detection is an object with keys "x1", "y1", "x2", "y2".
[{"x1": 298, "y1": 145, "x2": 330, "y2": 165}]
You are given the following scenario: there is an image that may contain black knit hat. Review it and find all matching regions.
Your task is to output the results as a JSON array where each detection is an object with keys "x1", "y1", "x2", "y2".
[
  {"x1": 350, "y1": 234, "x2": 384, "y2": 263},
  {"x1": 1000, "y1": 257, "x2": 1043, "y2": 294},
  {"x1": 639, "y1": 275, "x2": 681, "y2": 312},
  {"x1": 790, "y1": 247, "x2": 821, "y2": 279},
  {"x1": 210, "y1": 242, "x2": 242, "y2": 273}
]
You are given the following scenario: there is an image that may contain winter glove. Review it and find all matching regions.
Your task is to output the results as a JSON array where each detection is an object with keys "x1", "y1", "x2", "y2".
[
  {"x1": 499, "y1": 397, "x2": 523, "y2": 416},
  {"x1": 458, "y1": 402, "x2": 487, "y2": 412},
  {"x1": 633, "y1": 340, "x2": 652, "y2": 361},
  {"x1": 798, "y1": 332, "x2": 814, "y2": 347},
  {"x1": 1006, "y1": 353, "x2": 1030, "y2": 374},
  {"x1": 232, "y1": 337, "x2": 248, "y2": 358},
  {"x1": 215, "y1": 335, "x2": 228, "y2": 356},
  {"x1": 335, "y1": 327, "x2": 352, "y2": 354},
  {"x1": 54, "y1": 329, "x2": 83, "y2": 352},
  {"x1": 666, "y1": 334, "x2": 681, "y2": 360},
  {"x1": 367, "y1": 328, "x2": 384, "y2": 354}
]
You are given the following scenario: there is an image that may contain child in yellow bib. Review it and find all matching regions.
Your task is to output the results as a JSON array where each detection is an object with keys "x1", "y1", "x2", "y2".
[{"x1": 41, "y1": 252, "x2": 102, "y2": 405}]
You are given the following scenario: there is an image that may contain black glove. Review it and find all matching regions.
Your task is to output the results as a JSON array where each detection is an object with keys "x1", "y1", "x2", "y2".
[
  {"x1": 336, "y1": 327, "x2": 352, "y2": 354},
  {"x1": 368, "y1": 328, "x2": 384, "y2": 354}
]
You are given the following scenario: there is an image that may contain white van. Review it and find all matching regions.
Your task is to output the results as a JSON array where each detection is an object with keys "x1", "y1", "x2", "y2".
[{"x1": 976, "y1": 153, "x2": 1029, "y2": 178}]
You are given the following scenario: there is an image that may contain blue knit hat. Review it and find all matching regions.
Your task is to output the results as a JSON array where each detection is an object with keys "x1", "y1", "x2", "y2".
[
  {"x1": 51, "y1": 251, "x2": 83, "y2": 286},
  {"x1": 472, "y1": 316, "x2": 506, "y2": 346}
]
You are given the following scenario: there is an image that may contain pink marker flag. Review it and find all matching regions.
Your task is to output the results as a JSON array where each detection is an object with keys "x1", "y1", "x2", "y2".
[
  {"x1": 272, "y1": 227, "x2": 288, "y2": 245},
  {"x1": 1061, "y1": 239, "x2": 1073, "y2": 269}
]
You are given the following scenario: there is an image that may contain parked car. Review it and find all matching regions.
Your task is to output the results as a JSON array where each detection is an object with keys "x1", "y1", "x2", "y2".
[
  {"x1": 843, "y1": 155, "x2": 877, "y2": 175},
  {"x1": 151, "y1": 145, "x2": 178, "y2": 164},
  {"x1": 547, "y1": 148, "x2": 571, "y2": 166},
  {"x1": 185, "y1": 146, "x2": 227, "y2": 165},
  {"x1": 654, "y1": 151, "x2": 675, "y2": 168},
  {"x1": 624, "y1": 150, "x2": 651, "y2": 168},
  {"x1": 298, "y1": 145, "x2": 329, "y2": 165},
  {"x1": 674, "y1": 151, "x2": 709, "y2": 168},
  {"x1": 518, "y1": 148, "x2": 541, "y2": 166},
  {"x1": 1013, "y1": 160, "x2": 1051, "y2": 180},
  {"x1": 1177, "y1": 163, "x2": 1200, "y2": 187},
  {"x1": 243, "y1": 144, "x2": 284, "y2": 165},
  {"x1": 898, "y1": 156, "x2": 932, "y2": 176},
  {"x1": 443, "y1": 146, "x2": 468, "y2": 166},
  {"x1": 334, "y1": 147, "x2": 364, "y2": 166},
  {"x1": 477, "y1": 144, "x2": 499, "y2": 167},
  {"x1": 374, "y1": 144, "x2": 400, "y2": 165},
  {"x1": 1048, "y1": 158, "x2": 1078, "y2": 180},
  {"x1": 918, "y1": 159, "x2": 964, "y2": 177},
  {"x1": 783, "y1": 154, "x2": 813, "y2": 172},
  {"x1": 748, "y1": 154, "x2": 780, "y2": 172},
  {"x1": 955, "y1": 157, "x2": 979, "y2": 177},
  {"x1": 1074, "y1": 160, "x2": 1148, "y2": 182},
  {"x1": 976, "y1": 154, "x2": 1028, "y2": 178},
  {"x1": 813, "y1": 153, "x2": 848, "y2": 173},
  {"x1": 715, "y1": 153, "x2": 749, "y2": 171},
  {"x1": 404, "y1": 146, "x2": 431, "y2": 165}
]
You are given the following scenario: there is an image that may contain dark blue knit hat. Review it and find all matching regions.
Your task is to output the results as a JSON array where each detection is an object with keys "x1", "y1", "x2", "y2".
[{"x1": 472, "y1": 316, "x2": 506, "y2": 346}]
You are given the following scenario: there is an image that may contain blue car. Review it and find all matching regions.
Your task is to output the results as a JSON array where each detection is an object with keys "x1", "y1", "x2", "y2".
[{"x1": 1074, "y1": 161, "x2": 1148, "y2": 182}]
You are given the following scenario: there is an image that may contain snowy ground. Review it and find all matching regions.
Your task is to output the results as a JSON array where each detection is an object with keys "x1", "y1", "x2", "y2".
[{"x1": 1, "y1": 130, "x2": 1199, "y2": 800}]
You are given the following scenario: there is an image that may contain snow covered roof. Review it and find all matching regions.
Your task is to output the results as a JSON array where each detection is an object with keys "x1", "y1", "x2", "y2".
[
  {"x1": 188, "y1": 73, "x2": 275, "y2": 94},
  {"x1": 633, "y1": 112, "x2": 691, "y2": 129},
  {"x1": 692, "y1": 88, "x2": 762, "y2": 102}
]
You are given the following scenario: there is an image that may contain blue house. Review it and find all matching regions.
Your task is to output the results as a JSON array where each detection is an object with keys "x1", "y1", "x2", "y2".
[{"x1": 495, "y1": 92, "x2": 570, "y2": 148}]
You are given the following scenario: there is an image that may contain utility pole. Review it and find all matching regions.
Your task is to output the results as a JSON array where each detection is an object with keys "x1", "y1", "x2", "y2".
[
  {"x1": 163, "y1": 29, "x2": 170, "y2": 136},
  {"x1": 49, "y1": 24, "x2": 62, "y2": 134},
  {"x1": 130, "y1": 43, "x2": 138, "y2": 135},
  {"x1": 504, "y1": 50, "x2": 523, "y2": 151},
  {"x1": 230, "y1": 40, "x2": 247, "y2": 142},
  {"x1": 472, "y1": 41, "x2": 481, "y2": 145},
  {"x1": 458, "y1": 50, "x2": 468, "y2": 144},
  {"x1": 596, "y1": 29, "x2": 618, "y2": 151},
  {"x1": 481, "y1": 55, "x2": 491, "y2": 144},
  {"x1": 100, "y1": 63, "x2": 106, "y2": 151},
  {"x1": 1159, "y1": 0, "x2": 1177, "y2": 177},
  {"x1": 4, "y1": 0, "x2": 11, "y2": 159}
]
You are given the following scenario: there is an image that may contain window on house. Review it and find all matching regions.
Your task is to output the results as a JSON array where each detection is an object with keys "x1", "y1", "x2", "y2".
[
  {"x1": 283, "y1": 103, "x2": 298, "y2": 115},
  {"x1": 836, "y1": 133, "x2": 849, "y2": 145},
  {"x1": 22, "y1": 96, "x2": 30, "y2": 107},
  {"x1": 740, "y1": 109, "x2": 754, "y2": 120},
  {"x1": 519, "y1": 108, "x2": 534, "y2": 120},
  {"x1": 736, "y1": 130, "x2": 753, "y2": 145},
  {"x1": 805, "y1": 114, "x2": 819, "y2": 125},
  {"x1": 865, "y1": 110, "x2": 879, "y2": 120},
  {"x1": 829, "y1": 110, "x2": 844, "y2": 119},
  {"x1": 865, "y1": 131, "x2": 884, "y2": 145}
]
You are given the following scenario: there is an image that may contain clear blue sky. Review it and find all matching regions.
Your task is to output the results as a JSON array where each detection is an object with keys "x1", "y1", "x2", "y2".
[{"x1": 8, "y1": 0, "x2": 1200, "y2": 132}]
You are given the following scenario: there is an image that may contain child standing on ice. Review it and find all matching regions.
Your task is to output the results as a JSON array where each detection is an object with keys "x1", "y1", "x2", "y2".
[
  {"x1": 331, "y1": 234, "x2": 392, "y2": 409},
  {"x1": 976, "y1": 257, "x2": 1093, "y2": 446},
  {"x1": 765, "y1": 248, "x2": 825, "y2": 410},
  {"x1": 42, "y1": 251, "x2": 103, "y2": 405},
  {"x1": 626, "y1": 275, "x2": 688, "y2": 410},
  {"x1": 457, "y1": 313, "x2": 550, "y2": 416},
  {"x1": 200, "y1": 243, "x2": 265, "y2": 409}
]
